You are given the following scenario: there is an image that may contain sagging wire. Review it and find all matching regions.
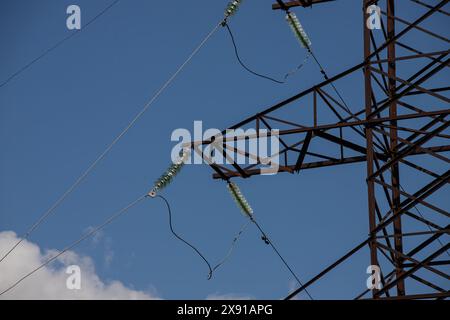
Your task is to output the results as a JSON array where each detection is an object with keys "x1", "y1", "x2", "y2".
[
  {"x1": 147, "y1": 149, "x2": 214, "y2": 279},
  {"x1": 282, "y1": 53, "x2": 311, "y2": 82},
  {"x1": 2, "y1": 149, "x2": 212, "y2": 296},
  {"x1": 148, "y1": 150, "x2": 254, "y2": 279},
  {"x1": 226, "y1": 181, "x2": 314, "y2": 300},
  {"x1": 222, "y1": 2, "x2": 310, "y2": 84},
  {"x1": 209, "y1": 220, "x2": 251, "y2": 279},
  {"x1": 155, "y1": 194, "x2": 213, "y2": 279},
  {"x1": 0, "y1": 190, "x2": 212, "y2": 296},
  {"x1": 224, "y1": 24, "x2": 284, "y2": 84}
]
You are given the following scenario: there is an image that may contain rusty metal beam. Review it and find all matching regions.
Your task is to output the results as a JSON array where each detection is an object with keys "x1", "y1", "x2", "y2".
[
  {"x1": 206, "y1": 0, "x2": 450, "y2": 300},
  {"x1": 375, "y1": 243, "x2": 450, "y2": 297},
  {"x1": 211, "y1": 145, "x2": 450, "y2": 179},
  {"x1": 294, "y1": 132, "x2": 312, "y2": 172}
]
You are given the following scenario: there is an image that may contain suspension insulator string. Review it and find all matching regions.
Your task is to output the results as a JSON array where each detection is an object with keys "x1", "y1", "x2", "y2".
[
  {"x1": 227, "y1": 181, "x2": 254, "y2": 219},
  {"x1": 148, "y1": 149, "x2": 190, "y2": 198},
  {"x1": 286, "y1": 11, "x2": 312, "y2": 49},
  {"x1": 225, "y1": 180, "x2": 314, "y2": 300}
]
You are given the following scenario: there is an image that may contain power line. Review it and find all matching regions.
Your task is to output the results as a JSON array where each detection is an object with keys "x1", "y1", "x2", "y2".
[
  {"x1": 277, "y1": 0, "x2": 360, "y2": 120},
  {"x1": 226, "y1": 181, "x2": 313, "y2": 300},
  {"x1": 307, "y1": 47, "x2": 373, "y2": 142},
  {"x1": 250, "y1": 216, "x2": 314, "y2": 300},
  {"x1": 210, "y1": 220, "x2": 250, "y2": 278},
  {"x1": 0, "y1": 194, "x2": 147, "y2": 297},
  {"x1": 0, "y1": 21, "x2": 221, "y2": 265},
  {"x1": 147, "y1": 153, "x2": 246, "y2": 279},
  {"x1": 224, "y1": 22, "x2": 310, "y2": 84},
  {"x1": 308, "y1": 49, "x2": 353, "y2": 116},
  {"x1": 280, "y1": 4, "x2": 371, "y2": 142},
  {"x1": 156, "y1": 195, "x2": 213, "y2": 279},
  {"x1": 0, "y1": 191, "x2": 220, "y2": 296},
  {"x1": 0, "y1": 0, "x2": 121, "y2": 89}
]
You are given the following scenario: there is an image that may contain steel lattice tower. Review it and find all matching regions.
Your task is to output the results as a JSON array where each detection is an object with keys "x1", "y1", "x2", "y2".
[{"x1": 190, "y1": 0, "x2": 449, "y2": 299}]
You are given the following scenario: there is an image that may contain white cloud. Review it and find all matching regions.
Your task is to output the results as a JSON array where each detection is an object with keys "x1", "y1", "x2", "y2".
[
  {"x1": 0, "y1": 231, "x2": 159, "y2": 300},
  {"x1": 84, "y1": 226, "x2": 114, "y2": 267}
]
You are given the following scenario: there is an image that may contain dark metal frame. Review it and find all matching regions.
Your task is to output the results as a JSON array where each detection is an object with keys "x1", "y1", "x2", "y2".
[{"x1": 191, "y1": 0, "x2": 449, "y2": 299}]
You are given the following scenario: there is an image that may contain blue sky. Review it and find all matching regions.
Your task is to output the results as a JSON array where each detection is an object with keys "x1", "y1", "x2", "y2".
[{"x1": 0, "y1": 0, "x2": 448, "y2": 299}]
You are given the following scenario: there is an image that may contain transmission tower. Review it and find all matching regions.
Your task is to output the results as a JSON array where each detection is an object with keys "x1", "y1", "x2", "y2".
[{"x1": 190, "y1": 0, "x2": 449, "y2": 299}]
